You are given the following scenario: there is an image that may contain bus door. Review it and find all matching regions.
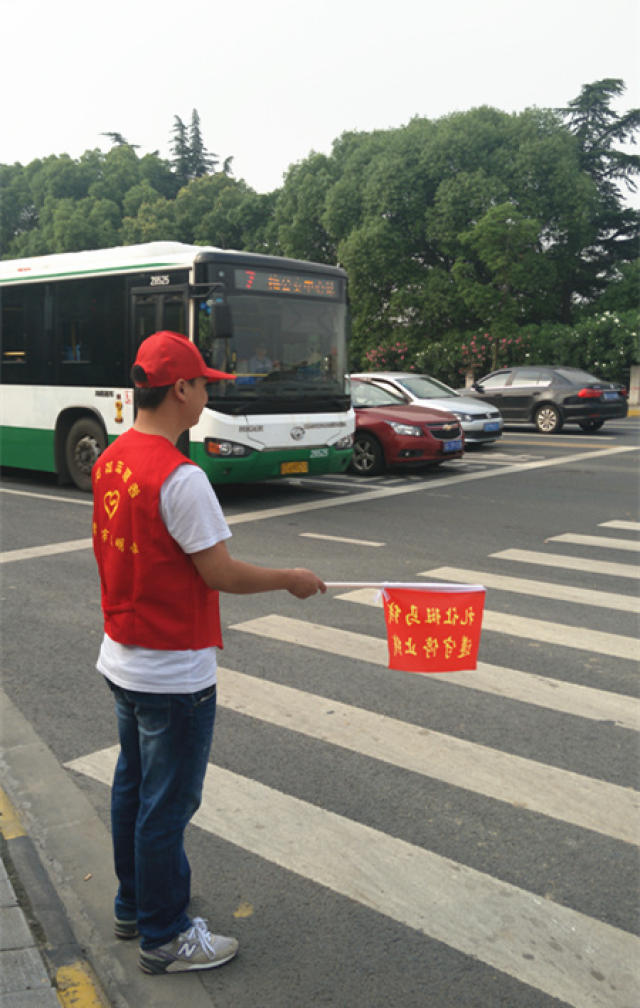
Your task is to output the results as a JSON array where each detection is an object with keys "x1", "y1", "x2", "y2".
[
  {"x1": 130, "y1": 286, "x2": 190, "y2": 353},
  {"x1": 129, "y1": 285, "x2": 191, "y2": 454}
]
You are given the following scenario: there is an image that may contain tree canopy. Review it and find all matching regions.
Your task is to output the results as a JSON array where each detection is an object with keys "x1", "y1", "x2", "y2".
[{"x1": 1, "y1": 85, "x2": 638, "y2": 382}]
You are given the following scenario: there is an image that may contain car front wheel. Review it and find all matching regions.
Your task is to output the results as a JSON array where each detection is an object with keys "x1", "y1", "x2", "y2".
[
  {"x1": 534, "y1": 404, "x2": 563, "y2": 434},
  {"x1": 579, "y1": 419, "x2": 604, "y2": 432},
  {"x1": 350, "y1": 433, "x2": 385, "y2": 476}
]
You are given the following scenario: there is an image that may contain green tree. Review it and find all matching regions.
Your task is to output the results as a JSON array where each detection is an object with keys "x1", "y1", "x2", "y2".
[
  {"x1": 189, "y1": 109, "x2": 217, "y2": 178},
  {"x1": 272, "y1": 153, "x2": 337, "y2": 262},
  {"x1": 171, "y1": 116, "x2": 191, "y2": 187},
  {"x1": 0, "y1": 164, "x2": 37, "y2": 255},
  {"x1": 452, "y1": 202, "x2": 551, "y2": 357},
  {"x1": 194, "y1": 182, "x2": 275, "y2": 251},
  {"x1": 120, "y1": 197, "x2": 177, "y2": 244},
  {"x1": 558, "y1": 79, "x2": 640, "y2": 307},
  {"x1": 100, "y1": 132, "x2": 139, "y2": 148},
  {"x1": 89, "y1": 145, "x2": 141, "y2": 209},
  {"x1": 561, "y1": 78, "x2": 640, "y2": 201}
]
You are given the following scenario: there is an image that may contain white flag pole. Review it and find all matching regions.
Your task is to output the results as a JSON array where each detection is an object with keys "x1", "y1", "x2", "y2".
[{"x1": 324, "y1": 582, "x2": 485, "y2": 591}]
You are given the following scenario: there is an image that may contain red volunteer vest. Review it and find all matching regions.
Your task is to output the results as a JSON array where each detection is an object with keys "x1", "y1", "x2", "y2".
[{"x1": 92, "y1": 428, "x2": 223, "y2": 651}]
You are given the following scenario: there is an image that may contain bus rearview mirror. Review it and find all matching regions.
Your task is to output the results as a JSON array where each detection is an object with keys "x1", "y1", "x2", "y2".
[{"x1": 213, "y1": 304, "x2": 233, "y2": 340}]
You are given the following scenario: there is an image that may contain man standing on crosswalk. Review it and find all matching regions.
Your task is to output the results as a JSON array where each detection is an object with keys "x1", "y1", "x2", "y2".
[{"x1": 92, "y1": 330, "x2": 326, "y2": 975}]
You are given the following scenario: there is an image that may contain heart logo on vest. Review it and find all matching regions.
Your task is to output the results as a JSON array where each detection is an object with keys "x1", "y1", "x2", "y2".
[{"x1": 104, "y1": 490, "x2": 120, "y2": 520}]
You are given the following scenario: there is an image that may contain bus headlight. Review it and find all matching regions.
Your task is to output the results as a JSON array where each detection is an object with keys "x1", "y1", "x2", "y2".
[
  {"x1": 205, "y1": 438, "x2": 253, "y2": 457},
  {"x1": 334, "y1": 434, "x2": 354, "y2": 450}
]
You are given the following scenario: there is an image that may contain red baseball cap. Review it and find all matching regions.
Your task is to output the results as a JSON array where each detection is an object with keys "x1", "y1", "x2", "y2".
[{"x1": 133, "y1": 331, "x2": 235, "y2": 387}]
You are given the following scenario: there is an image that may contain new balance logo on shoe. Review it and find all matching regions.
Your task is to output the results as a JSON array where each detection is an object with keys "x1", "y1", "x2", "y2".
[{"x1": 177, "y1": 941, "x2": 198, "y2": 958}]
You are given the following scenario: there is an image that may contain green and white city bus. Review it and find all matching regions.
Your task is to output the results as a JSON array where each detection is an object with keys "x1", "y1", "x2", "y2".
[{"x1": 0, "y1": 242, "x2": 354, "y2": 490}]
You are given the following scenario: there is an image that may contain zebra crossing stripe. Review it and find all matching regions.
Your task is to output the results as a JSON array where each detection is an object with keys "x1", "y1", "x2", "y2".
[
  {"x1": 421, "y1": 566, "x2": 639, "y2": 613},
  {"x1": 549, "y1": 533, "x2": 640, "y2": 552},
  {"x1": 0, "y1": 538, "x2": 93, "y2": 564},
  {"x1": 600, "y1": 520, "x2": 640, "y2": 532},
  {"x1": 336, "y1": 586, "x2": 635, "y2": 662},
  {"x1": 65, "y1": 745, "x2": 640, "y2": 1008},
  {"x1": 230, "y1": 614, "x2": 639, "y2": 731},
  {"x1": 490, "y1": 549, "x2": 639, "y2": 579},
  {"x1": 481, "y1": 610, "x2": 634, "y2": 659},
  {"x1": 215, "y1": 667, "x2": 639, "y2": 844}
]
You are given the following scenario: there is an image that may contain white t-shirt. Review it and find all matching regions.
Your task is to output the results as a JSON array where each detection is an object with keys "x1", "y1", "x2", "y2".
[{"x1": 97, "y1": 464, "x2": 231, "y2": 693}]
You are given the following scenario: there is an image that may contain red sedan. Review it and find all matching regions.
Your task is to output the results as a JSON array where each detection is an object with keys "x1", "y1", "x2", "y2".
[{"x1": 349, "y1": 377, "x2": 464, "y2": 476}]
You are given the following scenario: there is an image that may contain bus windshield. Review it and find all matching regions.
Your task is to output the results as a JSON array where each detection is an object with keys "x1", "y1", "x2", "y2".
[{"x1": 198, "y1": 293, "x2": 348, "y2": 414}]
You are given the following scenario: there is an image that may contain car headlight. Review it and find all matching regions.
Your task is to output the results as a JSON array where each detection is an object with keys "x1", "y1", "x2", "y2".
[
  {"x1": 451, "y1": 411, "x2": 474, "y2": 422},
  {"x1": 387, "y1": 421, "x2": 422, "y2": 437}
]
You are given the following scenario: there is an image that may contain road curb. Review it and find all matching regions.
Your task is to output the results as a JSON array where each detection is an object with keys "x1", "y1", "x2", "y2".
[
  {"x1": 1, "y1": 787, "x2": 109, "y2": 1007},
  {"x1": 0, "y1": 688, "x2": 215, "y2": 1008}
]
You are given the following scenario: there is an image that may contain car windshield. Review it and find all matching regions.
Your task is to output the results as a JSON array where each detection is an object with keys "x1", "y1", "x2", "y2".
[
  {"x1": 351, "y1": 381, "x2": 407, "y2": 407},
  {"x1": 395, "y1": 374, "x2": 458, "y2": 398}
]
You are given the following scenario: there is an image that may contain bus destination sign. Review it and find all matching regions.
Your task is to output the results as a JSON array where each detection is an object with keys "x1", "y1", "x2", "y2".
[{"x1": 234, "y1": 268, "x2": 339, "y2": 299}]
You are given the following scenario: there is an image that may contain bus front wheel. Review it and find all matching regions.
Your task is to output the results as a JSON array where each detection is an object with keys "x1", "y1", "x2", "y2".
[{"x1": 65, "y1": 417, "x2": 106, "y2": 491}]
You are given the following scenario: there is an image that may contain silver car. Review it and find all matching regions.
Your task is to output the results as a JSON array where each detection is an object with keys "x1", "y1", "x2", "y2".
[{"x1": 350, "y1": 372, "x2": 503, "y2": 444}]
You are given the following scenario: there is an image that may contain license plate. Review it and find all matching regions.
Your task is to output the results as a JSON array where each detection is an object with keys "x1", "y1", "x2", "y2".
[
  {"x1": 483, "y1": 421, "x2": 500, "y2": 432},
  {"x1": 603, "y1": 391, "x2": 619, "y2": 401},
  {"x1": 281, "y1": 461, "x2": 309, "y2": 475},
  {"x1": 443, "y1": 439, "x2": 462, "y2": 453}
]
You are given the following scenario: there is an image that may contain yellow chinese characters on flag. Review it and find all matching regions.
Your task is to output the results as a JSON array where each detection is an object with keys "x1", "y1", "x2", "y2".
[{"x1": 382, "y1": 586, "x2": 485, "y2": 673}]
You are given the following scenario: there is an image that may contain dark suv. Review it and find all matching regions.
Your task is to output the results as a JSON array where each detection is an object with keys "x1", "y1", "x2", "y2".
[{"x1": 464, "y1": 366, "x2": 628, "y2": 433}]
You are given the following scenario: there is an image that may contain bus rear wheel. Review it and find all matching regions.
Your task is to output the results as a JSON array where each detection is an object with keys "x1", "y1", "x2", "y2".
[{"x1": 65, "y1": 417, "x2": 106, "y2": 491}]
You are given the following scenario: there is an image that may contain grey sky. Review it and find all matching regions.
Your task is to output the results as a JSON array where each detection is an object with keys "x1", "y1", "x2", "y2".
[{"x1": 2, "y1": 0, "x2": 638, "y2": 199}]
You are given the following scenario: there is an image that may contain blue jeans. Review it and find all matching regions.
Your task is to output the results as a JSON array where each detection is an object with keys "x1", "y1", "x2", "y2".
[{"x1": 105, "y1": 679, "x2": 216, "y2": 949}]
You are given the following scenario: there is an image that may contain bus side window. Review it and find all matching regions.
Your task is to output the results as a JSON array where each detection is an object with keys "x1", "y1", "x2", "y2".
[
  {"x1": 1, "y1": 287, "x2": 48, "y2": 381},
  {"x1": 1, "y1": 303, "x2": 28, "y2": 367},
  {"x1": 55, "y1": 276, "x2": 127, "y2": 386}
]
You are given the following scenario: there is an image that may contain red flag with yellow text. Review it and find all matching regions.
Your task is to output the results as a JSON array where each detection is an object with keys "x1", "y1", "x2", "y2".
[{"x1": 382, "y1": 586, "x2": 485, "y2": 673}]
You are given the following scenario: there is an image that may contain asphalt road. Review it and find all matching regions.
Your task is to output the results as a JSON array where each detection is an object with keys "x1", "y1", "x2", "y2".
[{"x1": 1, "y1": 419, "x2": 639, "y2": 1008}]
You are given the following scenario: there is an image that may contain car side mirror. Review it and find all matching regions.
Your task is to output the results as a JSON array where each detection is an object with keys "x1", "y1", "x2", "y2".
[{"x1": 472, "y1": 381, "x2": 484, "y2": 392}]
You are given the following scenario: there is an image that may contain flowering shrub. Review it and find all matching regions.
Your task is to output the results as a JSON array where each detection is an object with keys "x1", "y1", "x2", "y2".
[
  {"x1": 355, "y1": 310, "x2": 638, "y2": 387},
  {"x1": 364, "y1": 340, "x2": 411, "y2": 370},
  {"x1": 525, "y1": 310, "x2": 639, "y2": 384},
  {"x1": 458, "y1": 332, "x2": 530, "y2": 376}
]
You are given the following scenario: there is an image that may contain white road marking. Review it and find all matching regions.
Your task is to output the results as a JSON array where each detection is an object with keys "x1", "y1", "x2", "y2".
[
  {"x1": 222, "y1": 445, "x2": 638, "y2": 525},
  {"x1": 284, "y1": 479, "x2": 351, "y2": 495},
  {"x1": 492, "y1": 549, "x2": 639, "y2": 579},
  {"x1": 299, "y1": 532, "x2": 385, "y2": 547},
  {"x1": 66, "y1": 745, "x2": 640, "y2": 1008},
  {"x1": 0, "y1": 538, "x2": 93, "y2": 564},
  {"x1": 0, "y1": 487, "x2": 92, "y2": 506},
  {"x1": 216, "y1": 667, "x2": 639, "y2": 843},
  {"x1": 336, "y1": 587, "x2": 636, "y2": 661},
  {"x1": 501, "y1": 432, "x2": 615, "y2": 442},
  {"x1": 600, "y1": 520, "x2": 640, "y2": 532},
  {"x1": 462, "y1": 452, "x2": 537, "y2": 463},
  {"x1": 422, "y1": 566, "x2": 639, "y2": 613},
  {"x1": 549, "y1": 533, "x2": 640, "y2": 552},
  {"x1": 2, "y1": 445, "x2": 637, "y2": 532},
  {"x1": 230, "y1": 614, "x2": 640, "y2": 731}
]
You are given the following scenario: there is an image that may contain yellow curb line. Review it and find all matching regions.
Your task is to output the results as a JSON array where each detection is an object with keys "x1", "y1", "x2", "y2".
[
  {"x1": 0, "y1": 785, "x2": 26, "y2": 839},
  {"x1": 56, "y1": 962, "x2": 111, "y2": 1008}
]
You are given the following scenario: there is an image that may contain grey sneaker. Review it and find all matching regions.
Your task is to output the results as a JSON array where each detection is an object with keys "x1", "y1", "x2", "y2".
[
  {"x1": 114, "y1": 916, "x2": 138, "y2": 940},
  {"x1": 139, "y1": 917, "x2": 238, "y2": 974}
]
